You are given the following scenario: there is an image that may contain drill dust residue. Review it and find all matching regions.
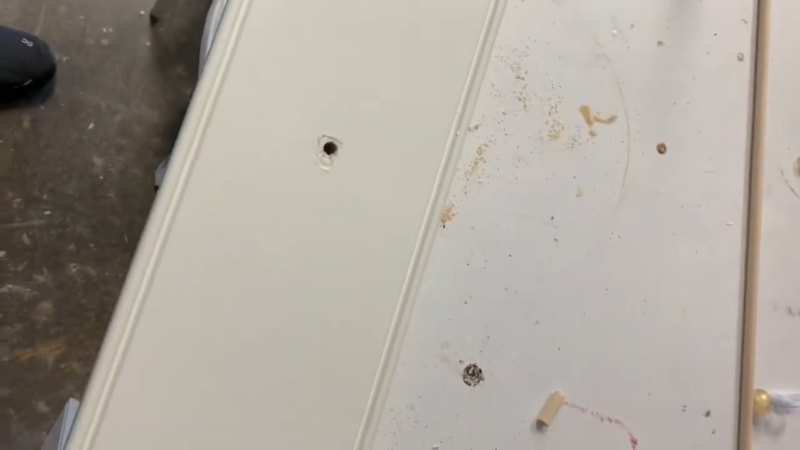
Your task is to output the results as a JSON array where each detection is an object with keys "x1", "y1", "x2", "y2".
[
  {"x1": 545, "y1": 102, "x2": 566, "y2": 140},
  {"x1": 579, "y1": 105, "x2": 617, "y2": 137},
  {"x1": 565, "y1": 402, "x2": 639, "y2": 450},
  {"x1": 463, "y1": 145, "x2": 487, "y2": 182},
  {"x1": 518, "y1": 89, "x2": 531, "y2": 112},
  {"x1": 441, "y1": 204, "x2": 456, "y2": 228},
  {"x1": 537, "y1": 98, "x2": 582, "y2": 150},
  {"x1": 507, "y1": 56, "x2": 530, "y2": 112}
]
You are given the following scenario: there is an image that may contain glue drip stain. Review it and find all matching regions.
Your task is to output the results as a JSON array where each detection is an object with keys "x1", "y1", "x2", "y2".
[
  {"x1": 579, "y1": 105, "x2": 617, "y2": 137},
  {"x1": 564, "y1": 402, "x2": 639, "y2": 450}
]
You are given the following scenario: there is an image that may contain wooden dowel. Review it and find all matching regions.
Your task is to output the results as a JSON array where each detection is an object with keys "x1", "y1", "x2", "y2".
[
  {"x1": 738, "y1": 0, "x2": 772, "y2": 448},
  {"x1": 535, "y1": 391, "x2": 565, "y2": 430}
]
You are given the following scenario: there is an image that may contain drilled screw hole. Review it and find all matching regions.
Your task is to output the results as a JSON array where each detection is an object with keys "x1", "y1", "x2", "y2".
[{"x1": 323, "y1": 141, "x2": 338, "y2": 156}]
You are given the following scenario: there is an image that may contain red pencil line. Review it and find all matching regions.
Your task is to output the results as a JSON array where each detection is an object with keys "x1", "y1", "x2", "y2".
[{"x1": 564, "y1": 402, "x2": 639, "y2": 450}]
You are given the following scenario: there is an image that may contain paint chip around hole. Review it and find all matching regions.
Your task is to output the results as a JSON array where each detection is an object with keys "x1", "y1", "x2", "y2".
[{"x1": 317, "y1": 135, "x2": 342, "y2": 171}]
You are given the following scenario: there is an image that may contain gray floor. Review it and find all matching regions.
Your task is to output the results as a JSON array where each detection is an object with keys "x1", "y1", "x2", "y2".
[{"x1": 1, "y1": 0, "x2": 211, "y2": 448}]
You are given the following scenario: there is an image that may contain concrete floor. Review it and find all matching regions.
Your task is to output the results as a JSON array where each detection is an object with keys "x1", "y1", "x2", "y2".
[{"x1": 1, "y1": 0, "x2": 211, "y2": 447}]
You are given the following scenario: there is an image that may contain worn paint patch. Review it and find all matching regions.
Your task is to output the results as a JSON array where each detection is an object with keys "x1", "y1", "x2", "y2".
[
  {"x1": 0, "y1": 284, "x2": 33, "y2": 297},
  {"x1": 565, "y1": 402, "x2": 638, "y2": 450},
  {"x1": 32, "y1": 300, "x2": 55, "y2": 324},
  {"x1": 11, "y1": 337, "x2": 67, "y2": 366}
]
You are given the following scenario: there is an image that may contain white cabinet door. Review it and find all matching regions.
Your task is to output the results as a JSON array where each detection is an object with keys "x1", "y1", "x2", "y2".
[{"x1": 66, "y1": 0, "x2": 504, "y2": 448}]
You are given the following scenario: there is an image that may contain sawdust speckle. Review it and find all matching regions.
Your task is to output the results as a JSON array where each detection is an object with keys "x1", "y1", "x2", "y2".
[
  {"x1": 463, "y1": 145, "x2": 487, "y2": 182},
  {"x1": 441, "y1": 204, "x2": 456, "y2": 228}
]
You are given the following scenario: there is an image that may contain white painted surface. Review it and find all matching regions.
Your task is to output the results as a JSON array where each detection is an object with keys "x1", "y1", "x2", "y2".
[
  {"x1": 67, "y1": 0, "x2": 761, "y2": 448},
  {"x1": 375, "y1": 1, "x2": 755, "y2": 449},
  {"x1": 754, "y1": 2, "x2": 800, "y2": 448},
  {"x1": 66, "y1": 0, "x2": 503, "y2": 448}
]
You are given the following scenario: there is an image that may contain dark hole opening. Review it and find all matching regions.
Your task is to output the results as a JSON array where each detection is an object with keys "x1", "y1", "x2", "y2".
[{"x1": 323, "y1": 141, "x2": 338, "y2": 156}]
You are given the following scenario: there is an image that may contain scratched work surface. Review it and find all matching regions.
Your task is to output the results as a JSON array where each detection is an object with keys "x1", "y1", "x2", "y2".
[
  {"x1": 375, "y1": 0, "x2": 754, "y2": 449},
  {"x1": 754, "y1": 1, "x2": 800, "y2": 449}
]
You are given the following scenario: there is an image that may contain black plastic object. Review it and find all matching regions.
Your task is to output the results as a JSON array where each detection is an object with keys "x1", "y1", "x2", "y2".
[{"x1": 0, "y1": 25, "x2": 56, "y2": 102}]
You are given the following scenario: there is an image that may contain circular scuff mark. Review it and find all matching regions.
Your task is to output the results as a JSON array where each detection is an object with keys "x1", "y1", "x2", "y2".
[{"x1": 462, "y1": 363, "x2": 484, "y2": 386}]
